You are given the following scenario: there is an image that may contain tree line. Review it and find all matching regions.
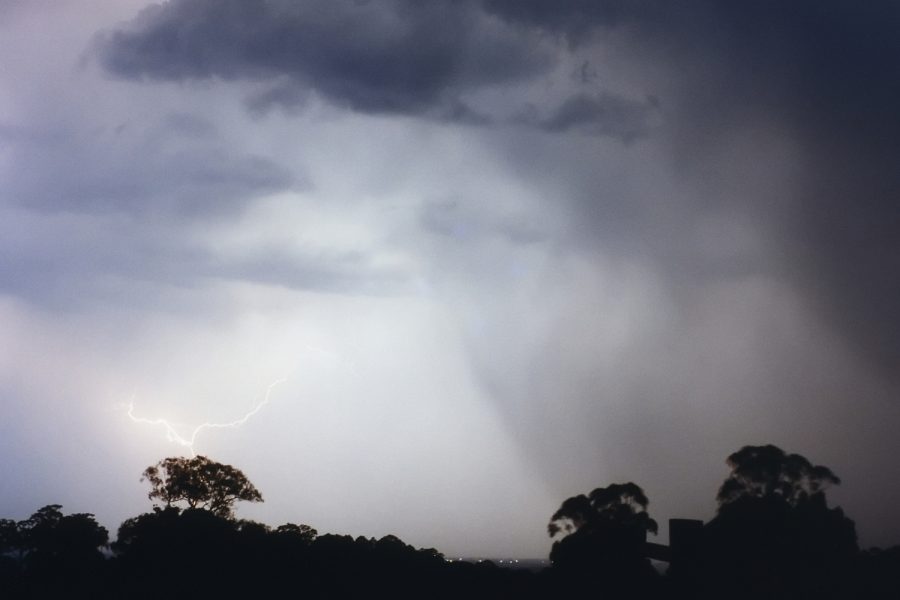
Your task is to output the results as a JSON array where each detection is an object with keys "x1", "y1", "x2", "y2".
[{"x1": 1, "y1": 445, "x2": 898, "y2": 599}]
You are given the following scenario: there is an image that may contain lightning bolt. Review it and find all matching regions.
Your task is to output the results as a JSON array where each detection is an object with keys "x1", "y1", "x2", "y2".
[{"x1": 124, "y1": 379, "x2": 286, "y2": 456}]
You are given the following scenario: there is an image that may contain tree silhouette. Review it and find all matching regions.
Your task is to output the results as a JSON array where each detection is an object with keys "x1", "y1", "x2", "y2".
[
  {"x1": 716, "y1": 444, "x2": 841, "y2": 507},
  {"x1": 141, "y1": 456, "x2": 262, "y2": 518},
  {"x1": 0, "y1": 518, "x2": 20, "y2": 557},
  {"x1": 547, "y1": 482, "x2": 660, "y2": 595},
  {"x1": 704, "y1": 445, "x2": 857, "y2": 599},
  {"x1": 18, "y1": 505, "x2": 108, "y2": 564},
  {"x1": 5, "y1": 442, "x2": 897, "y2": 599},
  {"x1": 0, "y1": 517, "x2": 22, "y2": 587},
  {"x1": 274, "y1": 522, "x2": 318, "y2": 542},
  {"x1": 549, "y1": 482, "x2": 658, "y2": 541},
  {"x1": 1, "y1": 503, "x2": 111, "y2": 600}
]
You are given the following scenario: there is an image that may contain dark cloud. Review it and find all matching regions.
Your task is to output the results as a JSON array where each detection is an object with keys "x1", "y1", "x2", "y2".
[
  {"x1": 243, "y1": 79, "x2": 311, "y2": 116},
  {"x1": 95, "y1": 0, "x2": 553, "y2": 119},
  {"x1": 524, "y1": 93, "x2": 658, "y2": 141},
  {"x1": 488, "y1": 0, "x2": 900, "y2": 379},
  {"x1": 482, "y1": 0, "x2": 629, "y2": 44}
]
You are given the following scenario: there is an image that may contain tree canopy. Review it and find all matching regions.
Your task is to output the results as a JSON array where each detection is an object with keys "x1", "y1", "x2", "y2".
[
  {"x1": 705, "y1": 445, "x2": 858, "y2": 599},
  {"x1": 716, "y1": 444, "x2": 841, "y2": 508},
  {"x1": 141, "y1": 456, "x2": 263, "y2": 519},
  {"x1": 18, "y1": 505, "x2": 109, "y2": 560},
  {"x1": 0, "y1": 504, "x2": 108, "y2": 584},
  {"x1": 2, "y1": 442, "x2": 898, "y2": 600},
  {"x1": 547, "y1": 482, "x2": 659, "y2": 587},
  {"x1": 548, "y1": 482, "x2": 658, "y2": 539}
]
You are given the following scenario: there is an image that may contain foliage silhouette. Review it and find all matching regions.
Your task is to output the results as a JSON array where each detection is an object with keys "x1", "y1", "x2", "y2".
[
  {"x1": 549, "y1": 482, "x2": 658, "y2": 539},
  {"x1": 18, "y1": 505, "x2": 109, "y2": 568},
  {"x1": 547, "y1": 482, "x2": 660, "y2": 597},
  {"x1": 0, "y1": 505, "x2": 109, "y2": 599},
  {"x1": 701, "y1": 445, "x2": 858, "y2": 600},
  {"x1": 142, "y1": 455, "x2": 262, "y2": 518},
  {"x1": 716, "y1": 444, "x2": 841, "y2": 507},
  {"x1": 1, "y1": 446, "x2": 899, "y2": 599},
  {"x1": 0, "y1": 518, "x2": 20, "y2": 556},
  {"x1": 273, "y1": 521, "x2": 318, "y2": 542}
]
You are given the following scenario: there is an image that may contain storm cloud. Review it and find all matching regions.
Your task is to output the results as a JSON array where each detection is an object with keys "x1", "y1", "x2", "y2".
[
  {"x1": 486, "y1": 0, "x2": 900, "y2": 377},
  {"x1": 1, "y1": 0, "x2": 899, "y2": 559},
  {"x1": 95, "y1": 0, "x2": 551, "y2": 118},
  {"x1": 94, "y1": 0, "x2": 658, "y2": 139}
]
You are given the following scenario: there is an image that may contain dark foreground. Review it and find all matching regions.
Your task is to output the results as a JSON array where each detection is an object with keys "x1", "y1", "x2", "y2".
[
  {"x1": 2, "y1": 506, "x2": 899, "y2": 600},
  {"x1": 2, "y1": 445, "x2": 899, "y2": 599}
]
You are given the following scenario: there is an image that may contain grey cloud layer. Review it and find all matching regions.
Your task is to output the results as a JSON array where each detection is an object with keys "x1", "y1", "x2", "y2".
[
  {"x1": 3, "y1": 114, "x2": 299, "y2": 216},
  {"x1": 95, "y1": 0, "x2": 550, "y2": 118},
  {"x1": 488, "y1": 0, "x2": 900, "y2": 378},
  {"x1": 530, "y1": 93, "x2": 658, "y2": 141},
  {"x1": 94, "y1": 0, "x2": 658, "y2": 139},
  {"x1": 1, "y1": 116, "x2": 317, "y2": 308},
  {"x1": 95, "y1": 0, "x2": 900, "y2": 373},
  {"x1": 75, "y1": 0, "x2": 900, "y2": 443}
]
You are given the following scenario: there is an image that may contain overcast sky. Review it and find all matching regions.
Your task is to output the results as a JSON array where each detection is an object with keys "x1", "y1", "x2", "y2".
[{"x1": 1, "y1": 0, "x2": 899, "y2": 558}]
